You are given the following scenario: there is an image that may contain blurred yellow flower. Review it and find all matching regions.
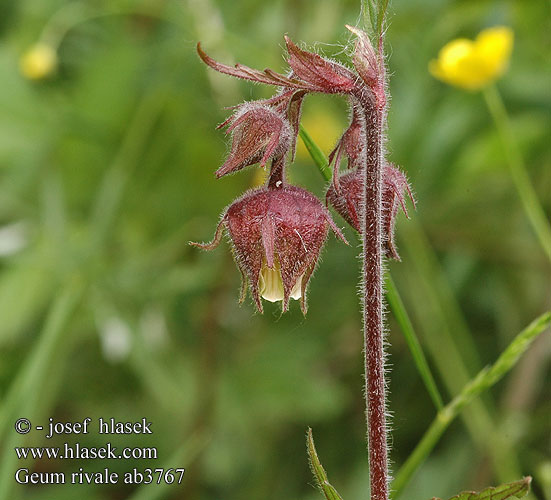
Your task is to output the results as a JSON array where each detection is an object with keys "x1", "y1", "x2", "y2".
[
  {"x1": 296, "y1": 110, "x2": 342, "y2": 161},
  {"x1": 19, "y1": 43, "x2": 57, "y2": 80},
  {"x1": 429, "y1": 26, "x2": 513, "y2": 91}
]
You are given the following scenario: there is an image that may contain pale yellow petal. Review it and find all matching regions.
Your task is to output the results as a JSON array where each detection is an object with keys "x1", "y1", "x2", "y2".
[
  {"x1": 259, "y1": 264, "x2": 285, "y2": 302},
  {"x1": 290, "y1": 275, "x2": 302, "y2": 300},
  {"x1": 259, "y1": 260, "x2": 302, "y2": 303}
]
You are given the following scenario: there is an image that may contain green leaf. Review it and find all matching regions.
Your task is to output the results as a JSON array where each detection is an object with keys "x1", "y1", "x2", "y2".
[
  {"x1": 307, "y1": 428, "x2": 344, "y2": 500},
  {"x1": 376, "y1": 0, "x2": 390, "y2": 37},
  {"x1": 392, "y1": 313, "x2": 550, "y2": 497},
  {"x1": 361, "y1": 0, "x2": 389, "y2": 36},
  {"x1": 432, "y1": 476, "x2": 531, "y2": 500},
  {"x1": 299, "y1": 126, "x2": 331, "y2": 182}
]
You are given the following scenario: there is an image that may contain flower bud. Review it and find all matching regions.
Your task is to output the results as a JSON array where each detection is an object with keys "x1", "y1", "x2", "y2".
[
  {"x1": 216, "y1": 104, "x2": 292, "y2": 178},
  {"x1": 346, "y1": 25, "x2": 380, "y2": 90},
  {"x1": 328, "y1": 103, "x2": 365, "y2": 193},
  {"x1": 326, "y1": 167, "x2": 363, "y2": 232},
  {"x1": 284, "y1": 36, "x2": 357, "y2": 94},
  {"x1": 191, "y1": 185, "x2": 347, "y2": 314},
  {"x1": 326, "y1": 164, "x2": 414, "y2": 260}
]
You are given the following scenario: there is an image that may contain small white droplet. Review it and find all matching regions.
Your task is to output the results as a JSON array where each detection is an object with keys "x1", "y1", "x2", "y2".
[
  {"x1": 99, "y1": 317, "x2": 132, "y2": 363},
  {"x1": 276, "y1": 181, "x2": 282, "y2": 188},
  {"x1": 0, "y1": 222, "x2": 28, "y2": 256}
]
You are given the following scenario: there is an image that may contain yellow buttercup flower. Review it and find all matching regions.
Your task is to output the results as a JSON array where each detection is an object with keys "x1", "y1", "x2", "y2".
[
  {"x1": 19, "y1": 43, "x2": 58, "y2": 80},
  {"x1": 429, "y1": 26, "x2": 513, "y2": 91}
]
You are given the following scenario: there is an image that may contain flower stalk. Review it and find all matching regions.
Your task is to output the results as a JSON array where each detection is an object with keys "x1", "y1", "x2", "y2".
[
  {"x1": 194, "y1": 10, "x2": 410, "y2": 497},
  {"x1": 482, "y1": 84, "x2": 551, "y2": 261},
  {"x1": 360, "y1": 101, "x2": 388, "y2": 499},
  {"x1": 353, "y1": 42, "x2": 390, "y2": 500}
]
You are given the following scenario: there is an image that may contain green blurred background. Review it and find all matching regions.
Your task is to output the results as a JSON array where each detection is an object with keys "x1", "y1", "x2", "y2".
[{"x1": 0, "y1": 0, "x2": 549, "y2": 499}]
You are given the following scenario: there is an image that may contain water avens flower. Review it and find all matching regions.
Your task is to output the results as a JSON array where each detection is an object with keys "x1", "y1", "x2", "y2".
[
  {"x1": 326, "y1": 163, "x2": 414, "y2": 260},
  {"x1": 19, "y1": 43, "x2": 57, "y2": 80},
  {"x1": 381, "y1": 164, "x2": 415, "y2": 260},
  {"x1": 191, "y1": 184, "x2": 347, "y2": 314},
  {"x1": 429, "y1": 26, "x2": 513, "y2": 91},
  {"x1": 216, "y1": 104, "x2": 292, "y2": 178}
]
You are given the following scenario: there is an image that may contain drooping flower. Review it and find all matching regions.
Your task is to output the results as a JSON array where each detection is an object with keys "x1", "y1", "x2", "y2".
[
  {"x1": 326, "y1": 167, "x2": 363, "y2": 232},
  {"x1": 191, "y1": 184, "x2": 347, "y2": 314},
  {"x1": 326, "y1": 164, "x2": 414, "y2": 260},
  {"x1": 327, "y1": 103, "x2": 365, "y2": 188},
  {"x1": 346, "y1": 25, "x2": 379, "y2": 89},
  {"x1": 216, "y1": 104, "x2": 292, "y2": 178},
  {"x1": 345, "y1": 25, "x2": 386, "y2": 107},
  {"x1": 429, "y1": 26, "x2": 514, "y2": 91},
  {"x1": 19, "y1": 43, "x2": 57, "y2": 80}
]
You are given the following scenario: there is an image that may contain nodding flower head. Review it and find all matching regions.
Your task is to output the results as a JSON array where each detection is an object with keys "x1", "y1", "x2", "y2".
[
  {"x1": 326, "y1": 167, "x2": 363, "y2": 232},
  {"x1": 327, "y1": 164, "x2": 414, "y2": 260},
  {"x1": 216, "y1": 104, "x2": 292, "y2": 178},
  {"x1": 191, "y1": 184, "x2": 347, "y2": 314},
  {"x1": 192, "y1": 30, "x2": 410, "y2": 314}
]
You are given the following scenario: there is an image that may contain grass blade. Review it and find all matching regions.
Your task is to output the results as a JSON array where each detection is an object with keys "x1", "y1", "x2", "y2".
[
  {"x1": 391, "y1": 312, "x2": 550, "y2": 497},
  {"x1": 401, "y1": 218, "x2": 526, "y2": 484},
  {"x1": 0, "y1": 279, "x2": 84, "y2": 500}
]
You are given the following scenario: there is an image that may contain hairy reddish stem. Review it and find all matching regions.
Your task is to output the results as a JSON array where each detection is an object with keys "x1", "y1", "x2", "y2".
[{"x1": 356, "y1": 84, "x2": 389, "y2": 499}]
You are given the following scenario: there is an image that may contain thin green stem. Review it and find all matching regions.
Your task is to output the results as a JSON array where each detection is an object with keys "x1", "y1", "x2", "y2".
[
  {"x1": 39, "y1": 1, "x2": 185, "y2": 50},
  {"x1": 483, "y1": 85, "x2": 551, "y2": 261},
  {"x1": 385, "y1": 274, "x2": 444, "y2": 410},
  {"x1": 299, "y1": 125, "x2": 331, "y2": 182},
  {"x1": 401, "y1": 218, "x2": 527, "y2": 485},
  {"x1": 361, "y1": 0, "x2": 376, "y2": 34},
  {"x1": 376, "y1": 0, "x2": 390, "y2": 37},
  {"x1": 391, "y1": 311, "x2": 551, "y2": 497}
]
